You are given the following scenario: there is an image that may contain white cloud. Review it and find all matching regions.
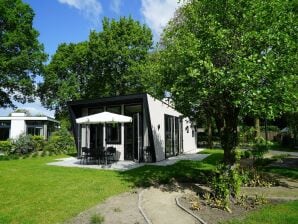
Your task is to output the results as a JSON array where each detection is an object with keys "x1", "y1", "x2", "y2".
[
  {"x1": 110, "y1": 0, "x2": 121, "y2": 14},
  {"x1": 141, "y1": 0, "x2": 181, "y2": 41},
  {"x1": 58, "y1": 0, "x2": 102, "y2": 24}
]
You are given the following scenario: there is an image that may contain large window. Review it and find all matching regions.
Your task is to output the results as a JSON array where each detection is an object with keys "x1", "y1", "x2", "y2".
[
  {"x1": 26, "y1": 121, "x2": 44, "y2": 136},
  {"x1": 106, "y1": 106, "x2": 121, "y2": 144},
  {"x1": 165, "y1": 115, "x2": 181, "y2": 157},
  {"x1": 88, "y1": 107, "x2": 104, "y2": 115},
  {"x1": 0, "y1": 121, "x2": 10, "y2": 140}
]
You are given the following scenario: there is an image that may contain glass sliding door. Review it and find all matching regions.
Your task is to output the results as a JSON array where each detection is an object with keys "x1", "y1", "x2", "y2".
[
  {"x1": 90, "y1": 124, "x2": 103, "y2": 150},
  {"x1": 174, "y1": 117, "x2": 180, "y2": 155},
  {"x1": 165, "y1": 115, "x2": 181, "y2": 158},
  {"x1": 165, "y1": 115, "x2": 174, "y2": 157},
  {"x1": 124, "y1": 105, "x2": 143, "y2": 161}
]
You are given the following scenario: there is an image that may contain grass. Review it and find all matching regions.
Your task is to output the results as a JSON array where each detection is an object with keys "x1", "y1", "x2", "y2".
[
  {"x1": 268, "y1": 145, "x2": 298, "y2": 153},
  {"x1": 120, "y1": 149, "x2": 223, "y2": 187},
  {"x1": 0, "y1": 149, "x2": 223, "y2": 223},
  {"x1": 0, "y1": 156, "x2": 131, "y2": 224},
  {"x1": 224, "y1": 200, "x2": 298, "y2": 224},
  {"x1": 263, "y1": 167, "x2": 298, "y2": 179}
]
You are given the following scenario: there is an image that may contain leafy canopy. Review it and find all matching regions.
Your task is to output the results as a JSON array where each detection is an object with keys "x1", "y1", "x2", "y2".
[
  {"x1": 39, "y1": 17, "x2": 153, "y2": 117},
  {"x1": 0, "y1": 0, "x2": 47, "y2": 108},
  {"x1": 161, "y1": 0, "x2": 297, "y2": 119},
  {"x1": 160, "y1": 0, "x2": 297, "y2": 163}
]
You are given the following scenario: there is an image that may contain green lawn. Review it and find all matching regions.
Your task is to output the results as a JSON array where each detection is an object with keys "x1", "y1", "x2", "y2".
[
  {"x1": 224, "y1": 200, "x2": 298, "y2": 224},
  {"x1": 3, "y1": 149, "x2": 296, "y2": 224},
  {"x1": 121, "y1": 149, "x2": 223, "y2": 187},
  {"x1": 0, "y1": 150, "x2": 222, "y2": 224},
  {"x1": 0, "y1": 156, "x2": 131, "y2": 224},
  {"x1": 263, "y1": 166, "x2": 298, "y2": 179}
]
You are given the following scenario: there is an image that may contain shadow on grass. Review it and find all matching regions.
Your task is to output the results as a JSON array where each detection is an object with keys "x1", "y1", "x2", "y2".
[
  {"x1": 263, "y1": 167, "x2": 298, "y2": 180},
  {"x1": 119, "y1": 150, "x2": 224, "y2": 188}
]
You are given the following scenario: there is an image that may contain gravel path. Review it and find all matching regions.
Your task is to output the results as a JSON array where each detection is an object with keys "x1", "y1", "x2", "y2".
[
  {"x1": 269, "y1": 150, "x2": 298, "y2": 157},
  {"x1": 65, "y1": 190, "x2": 146, "y2": 224},
  {"x1": 65, "y1": 187, "x2": 201, "y2": 224},
  {"x1": 141, "y1": 187, "x2": 200, "y2": 224}
]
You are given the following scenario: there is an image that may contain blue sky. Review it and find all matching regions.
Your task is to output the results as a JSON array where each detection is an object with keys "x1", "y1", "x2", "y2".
[{"x1": 0, "y1": 0, "x2": 181, "y2": 117}]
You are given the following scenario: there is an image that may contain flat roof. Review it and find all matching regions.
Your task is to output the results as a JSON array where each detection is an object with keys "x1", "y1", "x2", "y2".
[
  {"x1": 0, "y1": 116, "x2": 59, "y2": 123},
  {"x1": 67, "y1": 93, "x2": 147, "y2": 107}
]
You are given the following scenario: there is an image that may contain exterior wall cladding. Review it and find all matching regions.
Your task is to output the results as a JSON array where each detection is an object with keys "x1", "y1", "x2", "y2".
[{"x1": 68, "y1": 93, "x2": 198, "y2": 163}]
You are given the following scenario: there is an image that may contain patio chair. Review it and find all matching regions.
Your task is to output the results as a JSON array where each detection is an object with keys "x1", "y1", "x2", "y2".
[
  {"x1": 90, "y1": 147, "x2": 100, "y2": 164},
  {"x1": 81, "y1": 147, "x2": 90, "y2": 164},
  {"x1": 106, "y1": 147, "x2": 116, "y2": 164}
]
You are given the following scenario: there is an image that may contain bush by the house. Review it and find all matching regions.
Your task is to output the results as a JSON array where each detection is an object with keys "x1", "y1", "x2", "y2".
[
  {"x1": 12, "y1": 134, "x2": 35, "y2": 154},
  {"x1": 45, "y1": 128, "x2": 75, "y2": 154},
  {"x1": 31, "y1": 135, "x2": 46, "y2": 151},
  {"x1": 0, "y1": 140, "x2": 13, "y2": 155}
]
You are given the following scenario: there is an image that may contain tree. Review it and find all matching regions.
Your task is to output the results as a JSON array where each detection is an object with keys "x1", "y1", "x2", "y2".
[
  {"x1": 39, "y1": 42, "x2": 89, "y2": 118},
  {"x1": 87, "y1": 17, "x2": 153, "y2": 98},
  {"x1": 160, "y1": 0, "x2": 297, "y2": 164},
  {"x1": 40, "y1": 17, "x2": 153, "y2": 117},
  {"x1": 0, "y1": 0, "x2": 47, "y2": 108}
]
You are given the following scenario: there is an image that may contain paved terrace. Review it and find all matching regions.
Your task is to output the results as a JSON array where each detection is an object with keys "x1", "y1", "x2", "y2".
[{"x1": 47, "y1": 153, "x2": 209, "y2": 171}]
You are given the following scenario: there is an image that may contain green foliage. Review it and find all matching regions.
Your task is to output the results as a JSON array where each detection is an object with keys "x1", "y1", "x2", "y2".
[
  {"x1": 260, "y1": 126, "x2": 280, "y2": 132},
  {"x1": 210, "y1": 164, "x2": 242, "y2": 211},
  {"x1": 0, "y1": 154, "x2": 20, "y2": 161},
  {"x1": 12, "y1": 134, "x2": 34, "y2": 154},
  {"x1": 31, "y1": 135, "x2": 45, "y2": 151},
  {"x1": 39, "y1": 17, "x2": 153, "y2": 117},
  {"x1": 251, "y1": 138, "x2": 271, "y2": 159},
  {"x1": 90, "y1": 214, "x2": 104, "y2": 224},
  {"x1": 159, "y1": 0, "x2": 297, "y2": 164},
  {"x1": 239, "y1": 126, "x2": 256, "y2": 144},
  {"x1": 243, "y1": 150, "x2": 253, "y2": 159},
  {"x1": 240, "y1": 168, "x2": 278, "y2": 187},
  {"x1": 0, "y1": 0, "x2": 47, "y2": 108},
  {"x1": 45, "y1": 128, "x2": 75, "y2": 154},
  {"x1": 0, "y1": 140, "x2": 13, "y2": 155}
]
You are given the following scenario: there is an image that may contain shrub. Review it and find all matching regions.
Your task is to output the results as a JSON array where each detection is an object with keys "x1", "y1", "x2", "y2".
[
  {"x1": 45, "y1": 128, "x2": 75, "y2": 154},
  {"x1": 0, "y1": 140, "x2": 13, "y2": 155},
  {"x1": 0, "y1": 154, "x2": 20, "y2": 161},
  {"x1": 243, "y1": 150, "x2": 253, "y2": 159},
  {"x1": 251, "y1": 137, "x2": 270, "y2": 159},
  {"x1": 31, "y1": 135, "x2": 46, "y2": 151},
  {"x1": 12, "y1": 134, "x2": 34, "y2": 154},
  {"x1": 240, "y1": 168, "x2": 279, "y2": 187},
  {"x1": 209, "y1": 164, "x2": 242, "y2": 211}
]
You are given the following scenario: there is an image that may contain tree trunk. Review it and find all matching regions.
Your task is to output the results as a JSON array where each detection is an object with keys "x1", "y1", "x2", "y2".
[
  {"x1": 207, "y1": 117, "x2": 213, "y2": 148},
  {"x1": 214, "y1": 115, "x2": 224, "y2": 140},
  {"x1": 254, "y1": 118, "x2": 260, "y2": 140},
  {"x1": 221, "y1": 108, "x2": 239, "y2": 165}
]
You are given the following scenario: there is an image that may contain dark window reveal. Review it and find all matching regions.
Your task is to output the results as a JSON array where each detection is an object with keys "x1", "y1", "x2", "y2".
[
  {"x1": 0, "y1": 121, "x2": 10, "y2": 140},
  {"x1": 106, "y1": 106, "x2": 121, "y2": 144},
  {"x1": 106, "y1": 124, "x2": 121, "y2": 144},
  {"x1": 26, "y1": 121, "x2": 44, "y2": 136}
]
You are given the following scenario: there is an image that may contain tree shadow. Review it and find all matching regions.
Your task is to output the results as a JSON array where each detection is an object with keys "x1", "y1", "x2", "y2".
[{"x1": 118, "y1": 152, "x2": 224, "y2": 190}]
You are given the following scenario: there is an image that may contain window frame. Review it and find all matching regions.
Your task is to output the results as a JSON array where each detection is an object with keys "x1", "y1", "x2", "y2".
[{"x1": 105, "y1": 106, "x2": 122, "y2": 144}]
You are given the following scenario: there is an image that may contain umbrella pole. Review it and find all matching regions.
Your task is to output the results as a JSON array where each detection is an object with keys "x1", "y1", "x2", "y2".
[{"x1": 104, "y1": 122, "x2": 107, "y2": 165}]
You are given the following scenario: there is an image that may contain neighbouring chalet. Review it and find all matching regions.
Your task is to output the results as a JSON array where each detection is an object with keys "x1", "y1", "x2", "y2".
[
  {"x1": 0, "y1": 112, "x2": 59, "y2": 140},
  {"x1": 68, "y1": 93, "x2": 197, "y2": 163}
]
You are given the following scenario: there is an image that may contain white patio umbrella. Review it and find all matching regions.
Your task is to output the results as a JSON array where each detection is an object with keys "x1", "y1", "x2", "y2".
[
  {"x1": 75, "y1": 111, "x2": 132, "y2": 163},
  {"x1": 76, "y1": 111, "x2": 132, "y2": 124}
]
